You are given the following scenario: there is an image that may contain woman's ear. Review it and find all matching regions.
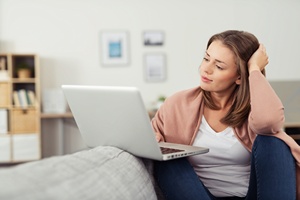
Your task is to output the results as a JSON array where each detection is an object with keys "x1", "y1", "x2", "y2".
[{"x1": 235, "y1": 76, "x2": 241, "y2": 85}]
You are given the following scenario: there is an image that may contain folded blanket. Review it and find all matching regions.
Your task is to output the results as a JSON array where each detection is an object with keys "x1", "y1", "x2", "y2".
[{"x1": 0, "y1": 146, "x2": 157, "y2": 200}]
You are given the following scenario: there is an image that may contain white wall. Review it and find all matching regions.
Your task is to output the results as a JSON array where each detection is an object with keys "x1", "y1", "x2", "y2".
[{"x1": 1, "y1": 0, "x2": 300, "y2": 156}]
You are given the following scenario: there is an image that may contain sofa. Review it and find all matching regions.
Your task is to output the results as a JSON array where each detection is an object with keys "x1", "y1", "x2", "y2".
[{"x1": 0, "y1": 146, "x2": 164, "y2": 200}]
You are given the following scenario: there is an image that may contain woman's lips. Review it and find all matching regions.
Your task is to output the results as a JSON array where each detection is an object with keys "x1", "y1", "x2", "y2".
[{"x1": 201, "y1": 76, "x2": 212, "y2": 83}]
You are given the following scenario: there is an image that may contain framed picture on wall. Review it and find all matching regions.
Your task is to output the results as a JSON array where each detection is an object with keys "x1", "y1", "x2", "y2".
[
  {"x1": 100, "y1": 31, "x2": 129, "y2": 66},
  {"x1": 143, "y1": 31, "x2": 164, "y2": 46},
  {"x1": 144, "y1": 53, "x2": 166, "y2": 82}
]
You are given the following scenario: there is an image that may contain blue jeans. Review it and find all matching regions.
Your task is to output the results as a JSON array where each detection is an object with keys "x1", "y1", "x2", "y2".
[{"x1": 154, "y1": 135, "x2": 296, "y2": 200}]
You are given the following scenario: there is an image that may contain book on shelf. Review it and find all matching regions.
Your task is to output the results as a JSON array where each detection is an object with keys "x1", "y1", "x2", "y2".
[
  {"x1": 18, "y1": 89, "x2": 28, "y2": 108},
  {"x1": 13, "y1": 91, "x2": 20, "y2": 107},
  {"x1": 13, "y1": 90, "x2": 36, "y2": 108},
  {"x1": 27, "y1": 90, "x2": 36, "y2": 106}
]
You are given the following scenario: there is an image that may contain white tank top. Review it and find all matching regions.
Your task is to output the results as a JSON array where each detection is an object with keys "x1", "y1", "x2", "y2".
[{"x1": 188, "y1": 116, "x2": 251, "y2": 197}]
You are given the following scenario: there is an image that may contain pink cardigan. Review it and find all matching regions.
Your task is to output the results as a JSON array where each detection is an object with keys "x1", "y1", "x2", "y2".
[{"x1": 151, "y1": 70, "x2": 300, "y2": 199}]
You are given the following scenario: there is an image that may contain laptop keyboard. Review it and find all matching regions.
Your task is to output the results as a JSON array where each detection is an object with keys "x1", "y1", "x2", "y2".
[{"x1": 160, "y1": 147, "x2": 184, "y2": 154}]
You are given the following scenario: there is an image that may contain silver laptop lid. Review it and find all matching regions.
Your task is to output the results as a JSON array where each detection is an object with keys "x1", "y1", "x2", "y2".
[{"x1": 62, "y1": 85, "x2": 164, "y2": 160}]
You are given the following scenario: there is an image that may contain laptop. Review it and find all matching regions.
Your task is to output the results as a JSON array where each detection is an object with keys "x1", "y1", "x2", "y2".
[{"x1": 61, "y1": 85, "x2": 209, "y2": 161}]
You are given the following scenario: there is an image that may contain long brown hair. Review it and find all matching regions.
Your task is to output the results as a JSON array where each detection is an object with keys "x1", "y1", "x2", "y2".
[{"x1": 202, "y1": 30, "x2": 266, "y2": 128}]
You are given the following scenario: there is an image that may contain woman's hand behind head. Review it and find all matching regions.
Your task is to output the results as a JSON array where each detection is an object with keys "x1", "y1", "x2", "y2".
[{"x1": 248, "y1": 44, "x2": 269, "y2": 73}]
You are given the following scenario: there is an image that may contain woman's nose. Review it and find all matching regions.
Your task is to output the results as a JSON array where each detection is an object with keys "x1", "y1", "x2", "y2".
[{"x1": 203, "y1": 62, "x2": 213, "y2": 74}]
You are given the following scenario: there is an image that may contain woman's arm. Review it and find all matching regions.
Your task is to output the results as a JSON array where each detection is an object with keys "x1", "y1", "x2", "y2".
[
  {"x1": 247, "y1": 45, "x2": 285, "y2": 134},
  {"x1": 151, "y1": 106, "x2": 166, "y2": 142}
]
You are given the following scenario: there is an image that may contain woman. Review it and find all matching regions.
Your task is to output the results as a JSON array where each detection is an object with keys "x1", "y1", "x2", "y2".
[{"x1": 151, "y1": 30, "x2": 299, "y2": 200}]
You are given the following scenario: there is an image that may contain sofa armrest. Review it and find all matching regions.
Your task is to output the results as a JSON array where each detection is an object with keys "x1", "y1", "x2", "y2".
[{"x1": 0, "y1": 146, "x2": 157, "y2": 200}]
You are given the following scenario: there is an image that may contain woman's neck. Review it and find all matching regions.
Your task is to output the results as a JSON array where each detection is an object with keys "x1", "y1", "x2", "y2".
[{"x1": 209, "y1": 92, "x2": 233, "y2": 110}]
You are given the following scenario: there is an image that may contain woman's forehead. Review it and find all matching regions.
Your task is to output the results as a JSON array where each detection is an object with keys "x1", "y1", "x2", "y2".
[{"x1": 207, "y1": 40, "x2": 236, "y2": 66}]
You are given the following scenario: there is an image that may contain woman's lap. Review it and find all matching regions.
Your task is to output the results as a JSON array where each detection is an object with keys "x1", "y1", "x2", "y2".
[{"x1": 154, "y1": 135, "x2": 296, "y2": 200}]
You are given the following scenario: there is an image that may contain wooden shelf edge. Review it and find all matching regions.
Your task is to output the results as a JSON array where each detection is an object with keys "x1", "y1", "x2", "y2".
[
  {"x1": 284, "y1": 122, "x2": 300, "y2": 128},
  {"x1": 40, "y1": 112, "x2": 73, "y2": 119}
]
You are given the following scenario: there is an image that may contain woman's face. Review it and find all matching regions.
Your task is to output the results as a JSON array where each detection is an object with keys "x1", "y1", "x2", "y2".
[{"x1": 199, "y1": 40, "x2": 241, "y2": 94}]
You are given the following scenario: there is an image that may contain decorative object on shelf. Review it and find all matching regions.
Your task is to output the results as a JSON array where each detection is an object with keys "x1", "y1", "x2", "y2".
[
  {"x1": 144, "y1": 53, "x2": 166, "y2": 82},
  {"x1": 148, "y1": 95, "x2": 167, "y2": 119},
  {"x1": 143, "y1": 31, "x2": 164, "y2": 46},
  {"x1": 156, "y1": 95, "x2": 166, "y2": 109},
  {"x1": 16, "y1": 62, "x2": 31, "y2": 79},
  {"x1": 100, "y1": 31, "x2": 129, "y2": 66}
]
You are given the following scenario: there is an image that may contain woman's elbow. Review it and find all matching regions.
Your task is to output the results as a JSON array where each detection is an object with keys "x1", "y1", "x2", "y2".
[{"x1": 249, "y1": 111, "x2": 285, "y2": 134}]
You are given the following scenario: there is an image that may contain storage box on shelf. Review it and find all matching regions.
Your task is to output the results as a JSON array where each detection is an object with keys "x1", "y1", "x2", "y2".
[{"x1": 0, "y1": 54, "x2": 41, "y2": 163}]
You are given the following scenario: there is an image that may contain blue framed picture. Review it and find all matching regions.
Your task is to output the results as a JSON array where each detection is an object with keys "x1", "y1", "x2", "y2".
[
  {"x1": 109, "y1": 41, "x2": 122, "y2": 58},
  {"x1": 101, "y1": 31, "x2": 129, "y2": 66}
]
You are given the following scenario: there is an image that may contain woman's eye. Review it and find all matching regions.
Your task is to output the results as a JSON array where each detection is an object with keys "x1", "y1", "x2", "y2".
[
  {"x1": 216, "y1": 65, "x2": 223, "y2": 70},
  {"x1": 203, "y1": 57, "x2": 209, "y2": 61}
]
